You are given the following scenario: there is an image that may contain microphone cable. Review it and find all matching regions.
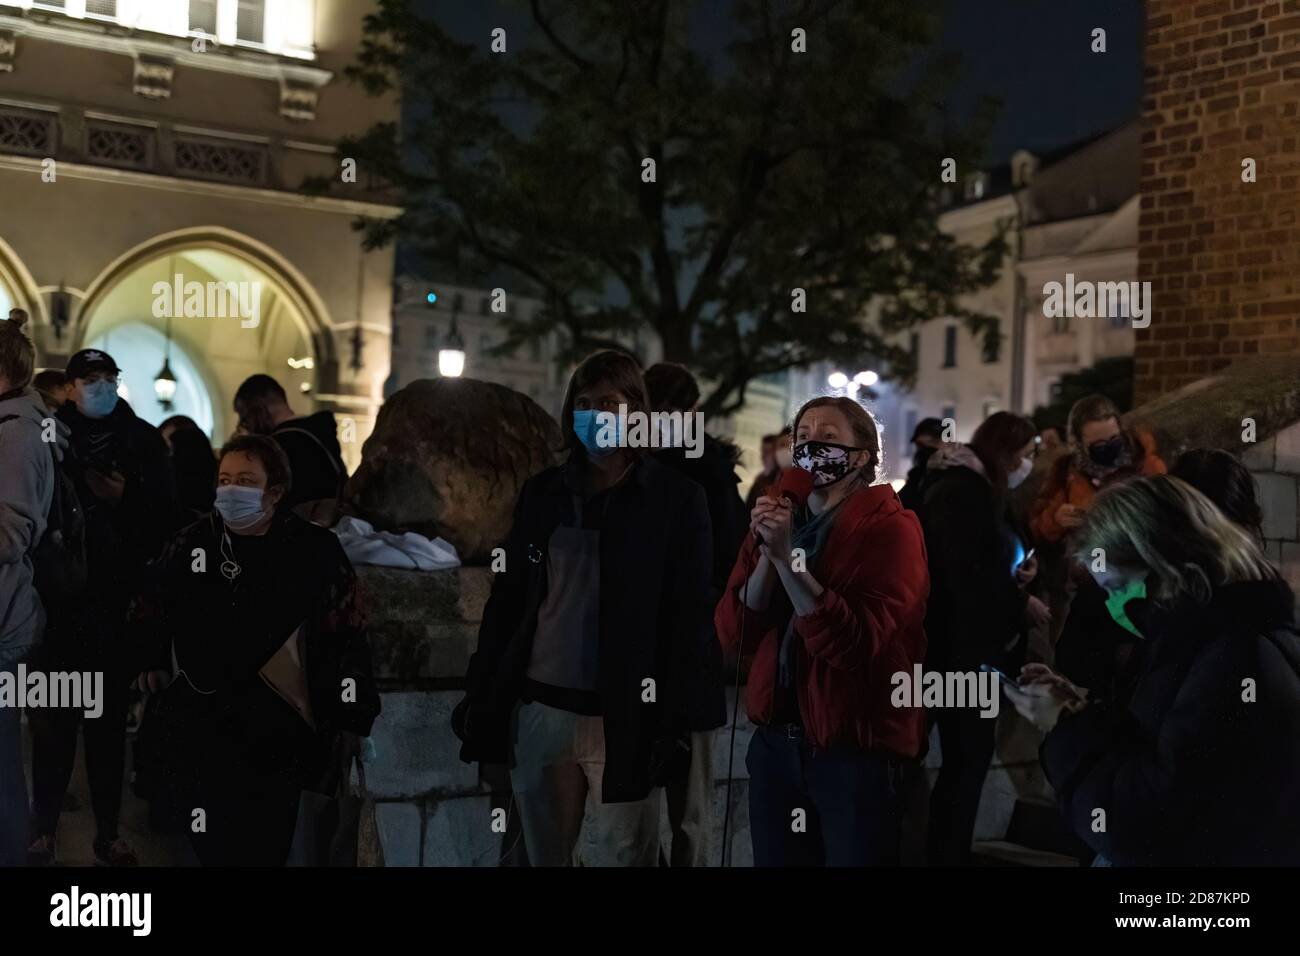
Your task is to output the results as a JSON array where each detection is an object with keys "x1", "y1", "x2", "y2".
[{"x1": 720, "y1": 549, "x2": 751, "y2": 867}]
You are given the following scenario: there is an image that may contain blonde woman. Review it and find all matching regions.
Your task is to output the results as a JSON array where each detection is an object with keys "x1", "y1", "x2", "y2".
[{"x1": 1005, "y1": 475, "x2": 1300, "y2": 865}]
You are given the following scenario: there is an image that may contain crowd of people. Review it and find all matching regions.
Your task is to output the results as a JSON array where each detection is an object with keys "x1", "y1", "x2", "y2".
[
  {"x1": 455, "y1": 350, "x2": 1299, "y2": 868},
  {"x1": 1, "y1": 313, "x2": 377, "y2": 867},
  {"x1": 3, "y1": 309, "x2": 1298, "y2": 867}
]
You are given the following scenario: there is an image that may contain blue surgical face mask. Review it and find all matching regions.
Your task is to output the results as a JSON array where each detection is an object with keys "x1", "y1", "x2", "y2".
[
  {"x1": 572, "y1": 409, "x2": 620, "y2": 459},
  {"x1": 77, "y1": 379, "x2": 119, "y2": 419},
  {"x1": 214, "y1": 485, "x2": 271, "y2": 532}
]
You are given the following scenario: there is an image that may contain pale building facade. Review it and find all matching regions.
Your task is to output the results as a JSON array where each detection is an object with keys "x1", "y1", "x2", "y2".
[{"x1": 0, "y1": 0, "x2": 399, "y2": 470}]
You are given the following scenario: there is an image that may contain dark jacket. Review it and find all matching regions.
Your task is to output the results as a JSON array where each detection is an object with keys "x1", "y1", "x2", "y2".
[
  {"x1": 453, "y1": 455, "x2": 722, "y2": 802},
  {"x1": 653, "y1": 436, "x2": 747, "y2": 733},
  {"x1": 714, "y1": 482, "x2": 930, "y2": 756},
  {"x1": 129, "y1": 511, "x2": 381, "y2": 788},
  {"x1": 1041, "y1": 578, "x2": 1300, "y2": 866},
  {"x1": 918, "y1": 445, "x2": 1027, "y2": 674},
  {"x1": 272, "y1": 411, "x2": 346, "y2": 510},
  {"x1": 56, "y1": 400, "x2": 175, "y2": 630},
  {"x1": 897, "y1": 445, "x2": 938, "y2": 513}
]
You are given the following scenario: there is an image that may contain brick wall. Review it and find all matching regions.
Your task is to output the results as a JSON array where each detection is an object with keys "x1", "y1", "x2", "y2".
[{"x1": 1137, "y1": 0, "x2": 1300, "y2": 402}]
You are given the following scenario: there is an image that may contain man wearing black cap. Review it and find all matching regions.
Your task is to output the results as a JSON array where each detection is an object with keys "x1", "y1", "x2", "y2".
[
  {"x1": 26, "y1": 348, "x2": 176, "y2": 867},
  {"x1": 897, "y1": 417, "x2": 946, "y2": 514}
]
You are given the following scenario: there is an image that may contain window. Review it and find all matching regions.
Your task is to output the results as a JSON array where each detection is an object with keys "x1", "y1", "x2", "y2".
[
  {"x1": 942, "y1": 325, "x2": 957, "y2": 368},
  {"x1": 982, "y1": 322, "x2": 1001, "y2": 364},
  {"x1": 85, "y1": 0, "x2": 117, "y2": 18},
  {"x1": 189, "y1": 0, "x2": 218, "y2": 35},
  {"x1": 964, "y1": 173, "x2": 987, "y2": 201},
  {"x1": 236, "y1": 0, "x2": 266, "y2": 45}
]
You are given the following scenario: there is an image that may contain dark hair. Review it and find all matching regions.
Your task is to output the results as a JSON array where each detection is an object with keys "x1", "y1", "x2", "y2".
[
  {"x1": 1067, "y1": 393, "x2": 1121, "y2": 444},
  {"x1": 0, "y1": 314, "x2": 34, "y2": 390},
  {"x1": 912, "y1": 417, "x2": 945, "y2": 442},
  {"x1": 791, "y1": 396, "x2": 880, "y2": 482},
  {"x1": 970, "y1": 411, "x2": 1037, "y2": 490},
  {"x1": 1170, "y1": 448, "x2": 1264, "y2": 541},
  {"x1": 644, "y1": 362, "x2": 700, "y2": 412},
  {"x1": 234, "y1": 374, "x2": 288, "y2": 408},
  {"x1": 160, "y1": 414, "x2": 202, "y2": 435},
  {"x1": 217, "y1": 434, "x2": 292, "y2": 498},
  {"x1": 560, "y1": 350, "x2": 649, "y2": 460},
  {"x1": 760, "y1": 433, "x2": 778, "y2": 446},
  {"x1": 33, "y1": 369, "x2": 67, "y2": 392}
]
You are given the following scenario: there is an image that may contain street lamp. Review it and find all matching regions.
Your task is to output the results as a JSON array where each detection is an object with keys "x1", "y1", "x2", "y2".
[
  {"x1": 154, "y1": 309, "x2": 177, "y2": 410},
  {"x1": 828, "y1": 368, "x2": 879, "y2": 403},
  {"x1": 439, "y1": 313, "x2": 466, "y2": 378}
]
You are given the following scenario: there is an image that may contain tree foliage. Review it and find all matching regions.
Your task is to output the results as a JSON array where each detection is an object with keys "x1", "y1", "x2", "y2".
[{"x1": 337, "y1": 0, "x2": 1006, "y2": 414}]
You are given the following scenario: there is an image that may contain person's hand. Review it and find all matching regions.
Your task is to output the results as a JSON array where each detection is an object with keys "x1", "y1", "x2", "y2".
[
  {"x1": 85, "y1": 468, "x2": 126, "y2": 501},
  {"x1": 1015, "y1": 553, "x2": 1039, "y2": 586},
  {"x1": 1055, "y1": 503, "x2": 1086, "y2": 530},
  {"x1": 1019, "y1": 663, "x2": 1089, "y2": 703},
  {"x1": 135, "y1": 670, "x2": 171, "y2": 694},
  {"x1": 749, "y1": 496, "x2": 779, "y2": 538},
  {"x1": 1003, "y1": 678, "x2": 1083, "y2": 732},
  {"x1": 1024, "y1": 594, "x2": 1051, "y2": 628},
  {"x1": 755, "y1": 498, "x2": 794, "y2": 566}
]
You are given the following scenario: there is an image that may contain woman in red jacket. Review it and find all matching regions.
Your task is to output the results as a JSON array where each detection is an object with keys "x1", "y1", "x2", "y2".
[{"x1": 715, "y1": 396, "x2": 929, "y2": 866}]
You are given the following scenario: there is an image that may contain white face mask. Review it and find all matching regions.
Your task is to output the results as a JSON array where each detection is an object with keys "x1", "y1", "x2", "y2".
[{"x1": 1007, "y1": 456, "x2": 1033, "y2": 490}]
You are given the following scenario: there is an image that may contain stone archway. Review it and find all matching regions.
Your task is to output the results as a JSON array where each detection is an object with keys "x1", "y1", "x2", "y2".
[
  {"x1": 76, "y1": 228, "x2": 337, "y2": 440},
  {"x1": 0, "y1": 235, "x2": 44, "y2": 325}
]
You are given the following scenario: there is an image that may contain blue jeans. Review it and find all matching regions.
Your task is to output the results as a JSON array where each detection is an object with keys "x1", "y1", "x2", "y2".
[
  {"x1": 746, "y1": 726, "x2": 902, "y2": 866},
  {"x1": 0, "y1": 686, "x2": 29, "y2": 866}
]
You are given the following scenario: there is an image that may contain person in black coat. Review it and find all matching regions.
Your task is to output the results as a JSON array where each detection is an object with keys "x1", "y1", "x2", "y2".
[
  {"x1": 1006, "y1": 475, "x2": 1300, "y2": 865},
  {"x1": 897, "y1": 417, "x2": 945, "y2": 514},
  {"x1": 918, "y1": 412, "x2": 1047, "y2": 865},
  {"x1": 129, "y1": 435, "x2": 380, "y2": 866},
  {"x1": 27, "y1": 348, "x2": 177, "y2": 868},
  {"x1": 234, "y1": 374, "x2": 346, "y2": 514},
  {"x1": 644, "y1": 362, "x2": 746, "y2": 866},
  {"x1": 452, "y1": 351, "x2": 721, "y2": 867}
]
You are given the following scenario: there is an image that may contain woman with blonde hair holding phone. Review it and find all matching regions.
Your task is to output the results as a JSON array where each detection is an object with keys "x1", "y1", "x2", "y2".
[{"x1": 1006, "y1": 475, "x2": 1300, "y2": 865}]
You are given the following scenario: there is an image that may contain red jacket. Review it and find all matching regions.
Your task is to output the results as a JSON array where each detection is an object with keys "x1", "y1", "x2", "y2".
[{"x1": 714, "y1": 483, "x2": 929, "y2": 757}]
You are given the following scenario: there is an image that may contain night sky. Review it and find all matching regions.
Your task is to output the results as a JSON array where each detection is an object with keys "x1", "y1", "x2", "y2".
[{"x1": 412, "y1": 0, "x2": 1145, "y2": 163}]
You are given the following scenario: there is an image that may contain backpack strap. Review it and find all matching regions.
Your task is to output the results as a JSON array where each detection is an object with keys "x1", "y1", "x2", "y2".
[{"x1": 275, "y1": 426, "x2": 346, "y2": 481}]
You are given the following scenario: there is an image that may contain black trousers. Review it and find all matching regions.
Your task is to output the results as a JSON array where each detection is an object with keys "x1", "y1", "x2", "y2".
[
  {"x1": 29, "y1": 664, "x2": 130, "y2": 844},
  {"x1": 926, "y1": 706, "x2": 997, "y2": 865},
  {"x1": 746, "y1": 726, "x2": 902, "y2": 867}
]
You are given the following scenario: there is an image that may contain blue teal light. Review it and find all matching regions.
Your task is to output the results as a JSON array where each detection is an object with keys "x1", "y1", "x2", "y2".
[{"x1": 426, "y1": 292, "x2": 438, "y2": 305}]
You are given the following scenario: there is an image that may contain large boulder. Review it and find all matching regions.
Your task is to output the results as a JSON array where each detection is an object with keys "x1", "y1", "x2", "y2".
[{"x1": 348, "y1": 378, "x2": 562, "y2": 564}]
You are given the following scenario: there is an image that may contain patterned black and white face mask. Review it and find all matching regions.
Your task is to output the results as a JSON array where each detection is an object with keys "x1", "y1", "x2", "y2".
[{"x1": 793, "y1": 440, "x2": 866, "y2": 488}]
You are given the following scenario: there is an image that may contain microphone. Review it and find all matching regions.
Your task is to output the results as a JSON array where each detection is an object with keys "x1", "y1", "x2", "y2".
[
  {"x1": 775, "y1": 465, "x2": 815, "y2": 508},
  {"x1": 753, "y1": 467, "x2": 815, "y2": 545}
]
